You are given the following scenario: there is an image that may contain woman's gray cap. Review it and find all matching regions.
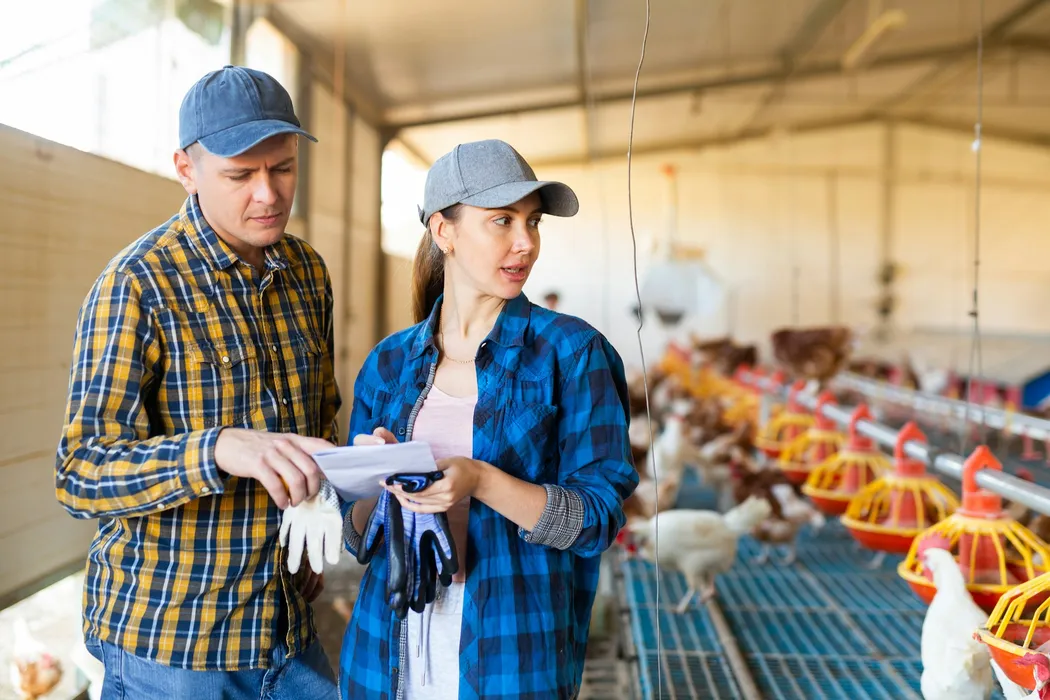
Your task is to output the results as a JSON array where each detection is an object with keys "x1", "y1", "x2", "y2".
[{"x1": 418, "y1": 139, "x2": 580, "y2": 226}]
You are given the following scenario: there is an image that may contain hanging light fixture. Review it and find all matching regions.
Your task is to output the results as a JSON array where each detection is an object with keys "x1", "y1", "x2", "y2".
[{"x1": 639, "y1": 164, "x2": 727, "y2": 328}]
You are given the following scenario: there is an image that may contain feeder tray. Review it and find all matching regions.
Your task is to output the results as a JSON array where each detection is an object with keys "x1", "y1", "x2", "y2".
[
  {"x1": 898, "y1": 446, "x2": 1050, "y2": 612},
  {"x1": 802, "y1": 404, "x2": 891, "y2": 516},
  {"x1": 754, "y1": 380, "x2": 814, "y2": 459},
  {"x1": 776, "y1": 391, "x2": 845, "y2": 485},
  {"x1": 842, "y1": 422, "x2": 959, "y2": 554},
  {"x1": 976, "y1": 570, "x2": 1050, "y2": 691}
]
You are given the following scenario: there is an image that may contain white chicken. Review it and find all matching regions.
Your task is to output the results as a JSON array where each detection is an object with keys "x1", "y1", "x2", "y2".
[
  {"x1": 644, "y1": 413, "x2": 697, "y2": 503},
  {"x1": 625, "y1": 496, "x2": 773, "y2": 613},
  {"x1": 920, "y1": 547, "x2": 994, "y2": 700},
  {"x1": 9, "y1": 617, "x2": 62, "y2": 700}
]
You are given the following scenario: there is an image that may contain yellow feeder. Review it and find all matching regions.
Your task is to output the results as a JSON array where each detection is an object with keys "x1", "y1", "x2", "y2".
[
  {"x1": 975, "y1": 571, "x2": 1050, "y2": 692},
  {"x1": 755, "y1": 380, "x2": 814, "y2": 459},
  {"x1": 841, "y1": 421, "x2": 959, "y2": 559},
  {"x1": 898, "y1": 446, "x2": 1050, "y2": 611},
  {"x1": 777, "y1": 392, "x2": 846, "y2": 485},
  {"x1": 802, "y1": 404, "x2": 890, "y2": 515}
]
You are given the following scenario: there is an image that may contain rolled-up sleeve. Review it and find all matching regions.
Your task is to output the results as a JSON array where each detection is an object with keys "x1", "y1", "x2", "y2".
[
  {"x1": 519, "y1": 333, "x2": 638, "y2": 556},
  {"x1": 339, "y1": 358, "x2": 383, "y2": 557},
  {"x1": 56, "y1": 268, "x2": 226, "y2": 520}
]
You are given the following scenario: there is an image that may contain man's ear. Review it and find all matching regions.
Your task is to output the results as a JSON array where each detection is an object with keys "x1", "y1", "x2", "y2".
[{"x1": 174, "y1": 148, "x2": 198, "y2": 195}]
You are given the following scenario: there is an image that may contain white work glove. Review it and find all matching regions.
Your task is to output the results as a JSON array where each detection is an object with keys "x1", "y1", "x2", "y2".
[{"x1": 279, "y1": 479, "x2": 342, "y2": 575}]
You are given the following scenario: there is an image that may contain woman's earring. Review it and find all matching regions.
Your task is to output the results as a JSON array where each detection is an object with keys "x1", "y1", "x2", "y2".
[{"x1": 443, "y1": 246, "x2": 451, "y2": 255}]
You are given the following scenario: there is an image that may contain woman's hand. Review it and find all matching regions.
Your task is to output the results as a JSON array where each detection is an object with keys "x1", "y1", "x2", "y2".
[
  {"x1": 385, "y1": 457, "x2": 487, "y2": 514},
  {"x1": 354, "y1": 427, "x2": 398, "y2": 447},
  {"x1": 350, "y1": 427, "x2": 400, "y2": 536}
]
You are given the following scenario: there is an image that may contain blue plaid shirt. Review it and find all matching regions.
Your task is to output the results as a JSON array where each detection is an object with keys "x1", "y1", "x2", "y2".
[{"x1": 338, "y1": 293, "x2": 637, "y2": 699}]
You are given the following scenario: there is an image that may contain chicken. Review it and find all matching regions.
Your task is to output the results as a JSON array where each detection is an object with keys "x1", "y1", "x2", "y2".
[
  {"x1": 1002, "y1": 653, "x2": 1050, "y2": 699},
  {"x1": 684, "y1": 396, "x2": 733, "y2": 446},
  {"x1": 744, "y1": 477, "x2": 826, "y2": 565},
  {"x1": 9, "y1": 618, "x2": 62, "y2": 700},
  {"x1": 909, "y1": 351, "x2": 952, "y2": 396},
  {"x1": 644, "y1": 413, "x2": 696, "y2": 488},
  {"x1": 920, "y1": 546, "x2": 994, "y2": 700},
  {"x1": 625, "y1": 496, "x2": 773, "y2": 613},
  {"x1": 626, "y1": 365, "x2": 667, "y2": 418},
  {"x1": 694, "y1": 420, "x2": 755, "y2": 511},
  {"x1": 771, "y1": 326, "x2": 854, "y2": 387},
  {"x1": 690, "y1": 336, "x2": 758, "y2": 376}
]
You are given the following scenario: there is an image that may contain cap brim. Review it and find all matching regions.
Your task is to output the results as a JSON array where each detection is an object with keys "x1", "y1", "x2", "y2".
[
  {"x1": 197, "y1": 119, "x2": 318, "y2": 158},
  {"x1": 460, "y1": 180, "x2": 580, "y2": 218}
]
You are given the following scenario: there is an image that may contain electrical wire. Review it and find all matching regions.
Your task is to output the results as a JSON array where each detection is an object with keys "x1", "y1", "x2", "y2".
[
  {"x1": 625, "y1": 0, "x2": 657, "y2": 695},
  {"x1": 961, "y1": 0, "x2": 986, "y2": 455}
]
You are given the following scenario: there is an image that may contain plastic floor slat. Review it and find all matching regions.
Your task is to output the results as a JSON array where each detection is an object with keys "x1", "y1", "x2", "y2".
[
  {"x1": 724, "y1": 608, "x2": 874, "y2": 657},
  {"x1": 637, "y1": 652, "x2": 742, "y2": 700},
  {"x1": 746, "y1": 656, "x2": 913, "y2": 700},
  {"x1": 623, "y1": 474, "x2": 1014, "y2": 700}
]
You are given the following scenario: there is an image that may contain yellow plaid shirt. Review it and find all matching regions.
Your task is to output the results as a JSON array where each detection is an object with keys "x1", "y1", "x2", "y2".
[{"x1": 56, "y1": 195, "x2": 341, "y2": 670}]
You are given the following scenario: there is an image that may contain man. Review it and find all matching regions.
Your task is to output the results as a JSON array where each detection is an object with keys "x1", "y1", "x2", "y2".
[
  {"x1": 56, "y1": 66, "x2": 342, "y2": 698},
  {"x1": 542, "y1": 290, "x2": 560, "y2": 311}
]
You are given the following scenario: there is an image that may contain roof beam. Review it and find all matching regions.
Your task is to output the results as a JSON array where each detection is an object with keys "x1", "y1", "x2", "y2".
[
  {"x1": 867, "y1": 0, "x2": 1050, "y2": 116},
  {"x1": 894, "y1": 115, "x2": 1050, "y2": 148},
  {"x1": 388, "y1": 37, "x2": 1039, "y2": 131},
  {"x1": 522, "y1": 112, "x2": 1050, "y2": 170},
  {"x1": 527, "y1": 114, "x2": 878, "y2": 169},
  {"x1": 737, "y1": 0, "x2": 856, "y2": 135}
]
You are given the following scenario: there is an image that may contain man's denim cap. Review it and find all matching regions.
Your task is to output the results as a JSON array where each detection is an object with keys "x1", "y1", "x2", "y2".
[{"x1": 179, "y1": 65, "x2": 316, "y2": 157}]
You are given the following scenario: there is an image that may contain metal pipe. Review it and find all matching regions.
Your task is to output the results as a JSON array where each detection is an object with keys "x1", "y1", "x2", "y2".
[
  {"x1": 741, "y1": 371, "x2": 1050, "y2": 517},
  {"x1": 833, "y1": 372, "x2": 1050, "y2": 440}
]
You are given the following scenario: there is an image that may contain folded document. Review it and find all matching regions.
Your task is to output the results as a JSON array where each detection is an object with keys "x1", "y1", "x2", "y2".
[{"x1": 312, "y1": 441, "x2": 438, "y2": 502}]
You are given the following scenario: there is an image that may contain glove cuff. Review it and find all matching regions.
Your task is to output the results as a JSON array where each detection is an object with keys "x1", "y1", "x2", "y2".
[
  {"x1": 319, "y1": 477, "x2": 340, "y2": 510},
  {"x1": 343, "y1": 501, "x2": 363, "y2": 556}
]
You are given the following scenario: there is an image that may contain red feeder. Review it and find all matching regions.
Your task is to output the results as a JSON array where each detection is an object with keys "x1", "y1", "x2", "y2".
[
  {"x1": 898, "y1": 446, "x2": 1050, "y2": 611},
  {"x1": 802, "y1": 404, "x2": 891, "y2": 516},
  {"x1": 777, "y1": 392, "x2": 845, "y2": 485},
  {"x1": 842, "y1": 422, "x2": 959, "y2": 555}
]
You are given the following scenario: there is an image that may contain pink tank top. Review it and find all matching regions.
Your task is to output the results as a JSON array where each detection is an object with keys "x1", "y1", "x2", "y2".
[{"x1": 411, "y1": 385, "x2": 476, "y2": 583}]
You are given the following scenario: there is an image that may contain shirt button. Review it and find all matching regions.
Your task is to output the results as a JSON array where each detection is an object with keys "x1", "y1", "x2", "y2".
[
  {"x1": 282, "y1": 398, "x2": 289, "y2": 406},
  {"x1": 271, "y1": 344, "x2": 278, "y2": 353},
  {"x1": 221, "y1": 355, "x2": 230, "y2": 364},
  {"x1": 201, "y1": 487, "x2": 210, "y2": 494},
  {"x1": 398, "y1": 428, "x2": 405, "y2": 435}
]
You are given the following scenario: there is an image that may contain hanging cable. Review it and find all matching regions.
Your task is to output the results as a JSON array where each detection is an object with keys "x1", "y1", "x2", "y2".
[
  {"x1": 625, "y1": 0, "x2": 656, "y2": 694},
  {"x1": 961, "y1": 0, "x2": 986, "y2": 454}
]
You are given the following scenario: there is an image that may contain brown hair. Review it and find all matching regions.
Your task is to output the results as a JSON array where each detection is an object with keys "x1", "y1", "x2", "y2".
[{"x1": 411, "y1": 204, "x2": 463, "y2": 323}]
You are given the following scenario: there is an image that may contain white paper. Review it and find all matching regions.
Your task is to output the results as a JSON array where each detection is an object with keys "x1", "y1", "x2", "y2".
[{"x1": 312, "y1": 441, "x2": 438, "y2": 502}]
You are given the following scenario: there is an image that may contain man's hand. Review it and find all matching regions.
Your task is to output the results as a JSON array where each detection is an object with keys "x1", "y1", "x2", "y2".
[{"x1": 214, "y1": 429, "x2": 333, "y2": 509}]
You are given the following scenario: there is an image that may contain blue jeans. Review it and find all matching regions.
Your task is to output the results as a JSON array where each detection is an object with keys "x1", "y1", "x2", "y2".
[{"x1": 87, "y1": 636, "x2": 338, "y2": 700}]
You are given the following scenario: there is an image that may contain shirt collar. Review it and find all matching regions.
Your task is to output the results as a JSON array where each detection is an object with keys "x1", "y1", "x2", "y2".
[
  {"x1": 409, "y1": 292, "x2": 531, "y2": 361},
  {"x1": 180, "y1": 195, "x2": 288, "y2": 272}
]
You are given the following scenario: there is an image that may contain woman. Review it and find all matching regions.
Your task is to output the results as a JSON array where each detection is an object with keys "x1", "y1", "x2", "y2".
[{"x1": 338, "y1": 139, "x2": 638, "y2": 699}]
